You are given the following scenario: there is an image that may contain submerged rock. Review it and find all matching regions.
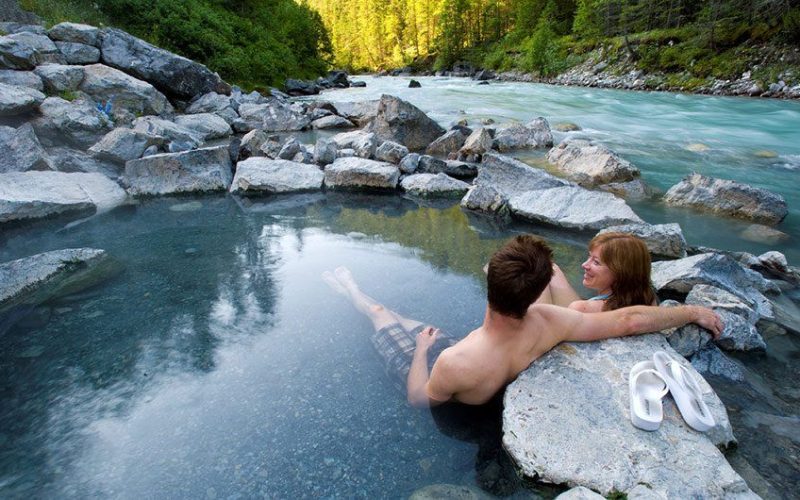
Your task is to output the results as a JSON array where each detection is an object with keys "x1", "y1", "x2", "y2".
[
  {"x1": 230, "y1": 157, "x2": 323, "y2": 195},
  {"x1": 664, "y1": 173, "x2": 788, "y2": 225},
  {"x1": 503, "y1": 335, "x2": 747, "y2": 498},
  {"x1": 509, "y1": 186, "x2": 644, "y2": 231},
  {"x1": 124, "y1": 146, "x2": 232, "y2": 196},
  {"x1": 367, "y1": 94, "x2": 445, "y2": 151},
  {"x1": 324, "y1": 157, "x2": 399, "y2": 191}
]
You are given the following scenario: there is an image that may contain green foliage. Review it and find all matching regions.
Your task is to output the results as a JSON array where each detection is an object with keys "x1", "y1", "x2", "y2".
[
  {"x1": 783, "y1": 8, "x2": 800, "y2": 44},
  {"x1": 22, "y1": 0, "x2": 332, "y2": 90},
  {"x1": 58, "y1": 90, "x2": 79, "y2": 101}
]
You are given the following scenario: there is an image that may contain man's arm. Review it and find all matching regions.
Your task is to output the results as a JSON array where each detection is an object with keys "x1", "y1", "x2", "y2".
[
  {"x1": 407, "y1": 327, "x2": 453, "y2": 407},
  {"x1": 540, "y1": 303, "x2": 723, "y2": 343}
]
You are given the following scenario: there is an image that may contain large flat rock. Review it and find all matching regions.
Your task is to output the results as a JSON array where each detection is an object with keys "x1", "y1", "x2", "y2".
[
  {"x1": 230, "y1": 157, "x2": 323, "y2": 194},
  {"x1": 0, "y1": 171, "x2": 127, "y2": 223},
  {"x1": 124, "y1": 146, "x2": 232, "y2": 196},
  {"x1": 503, "y1": 334, "x2": 753, "y2": 499},
  {"x1": 324, "y1": 157, "x2": 399, "y2": 190},
  {"x1": 509, "y1": 185, "x2": 644, "y2": 231}
]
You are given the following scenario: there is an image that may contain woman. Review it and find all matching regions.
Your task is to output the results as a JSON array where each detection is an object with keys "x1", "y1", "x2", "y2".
[{"x1": 548, "y1": 232, "x2": 657, "y2": 312}]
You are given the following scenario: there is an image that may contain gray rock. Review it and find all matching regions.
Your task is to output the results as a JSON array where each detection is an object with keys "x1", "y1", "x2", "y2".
[
  {"x1": 0, "y1": 81, "x2": 44, "y2": 115},
  {"x1": 336, "y1": 148, "x2": 356, "y2": 158},
  {"x1": 33, "y1": 63, "x2": 84, "y2": 93},
  {"x1": 54, "y1": 41, "x2": 100, "y2": 64},
  {"x1": 47, "y1": 146, "x2": 121, "y2": 178},
  {"x1": 258, "y1": 134, "x2": 282, "y2": 159},
  {"x1": 313, "y1": 138, "x2": 337, "y2": 166},
  {"x1": 48, "y1": 22, "x2": 100, "y2": 46},
  {"x1": 476, "y1": 153, "x2": 567, "y2": 199},
  {"x1": 0, "y1": 69, "x2": 43, "y2": 90},
  {"x1": 457, "y1": 127, "x2": 493, "y2": 161},
  {"x1": 553, "y1": 122, "x2": 581, "y2": 132},
  {"x1": 425, "y1": 129, "x2": 466, "y2": 156},
  {"x1": 547, "y1": 139, "x2": 640, "y2": 187},
  {"x1": 310, "y1": 114, "x2": 355, "y2": 129},
  {"x1": 277, "y1": 136, "x2": 301, "y2": 160},
  {"x1": 99, "y1": 28, "x2": 229, "y2": 100},
  {"x1": 291, "y1": 146, "x2": 313, "y2": 165},
  {"x1": 375, "y1": 140, "x2": 409, "y2": 164},
  {"x1": 597, "y1": 223, "x2": 687, "y2": 259},
  {"x1": 409, "y1": 483, "x2": 490, "y2": 500},
  {"x1": 399, "y1": 152, "x2": 420, "y2": 174},
  {"x1": 460, "y1": 185, "x2": 508, "y2": 215},
  {"x1": 331, "y1": 130, "x2": 377, "y2": 159},
  {"x1": 0, "y1": 248, "x2": 116, "y2": 312},
  {"x1": 0, "y1": 123, "x2": 53, "y2": 172},
  {"x1": 88, "y1": 127, "x2": 165, "y2": 164},
  {"x1": 599, "y1": 178, "x2": 655, "y2": 200},
  {"x1": 0, "y1": 34, "x2": 37, "y2": 69},
  {"x1": 332, "y1": 100, "x2": 379, "y2": 127},
  {"x1": 651, "y1": 253, "x2": 778, "y2": 320},
  {"x1": 366, "y1": 94, "x2": 445, "y2": 151},
  {"x1": 664, "y1": 173, "x2": 788, "y2": 225},
  {"x1": 739, "y1": 223, "x2": 789, "y2": 245},
  {"x1": 174, "y1": 113, "x2": 232, "y2": 141},
  {"x1": 400, "y1": 173, "x2": 470, "y2": 197},
  {"x1": 510, "y1": 186, "x2": 644, "y2": 231},
  {"x1": 33, "y1": 97, "x2": 113, "y2": 148},
  {"x1": 79, "y1": 63, "x2": 172, "y2": 117},
  {"x1": 5, "y1": 32, "x2": 63, "y2": 64},
  {"x1": 493, "y1": 117, "x2": 553, "y2": 151},
  {"x1": 443, "y1": 160, "x2": 478, "y2": 178},
  {"x1": 239, "y1": 129, "x2": 268, "y2": 161},
  {"x1": 0, "y1": 171, "x2": 127, "y2": 223},
  {"x1": 124, "y1": 146, "x2": 233, "y2": 196},
  {"x1": 691, "y1": 343, "x2": 746, "y2": 382},
  {"x1": 324, "y1": 157, "x2": 399, "y2": 190},
  {"x1": 659, "y1": 300, "x2": 712, "y2": 358},
  {"x1": 230, "y1": 157, "x2": 323, "y2": 195},
  {"x1": 686, "y1": 285, "x2": 766, "y2": 351},
  {"x1": 185, "y1": 92, "x2": 238, "y2": 124},
  {"x1": 131, "y1": 116, "x2": 201, "y2": 152},
  {"x1": 237, "y1": 100, "x2": 310, "y2": 132},
  {"x1": 417, "y1": 155, "x2": 447, "y2": 175},
  {"x1": 503, "y1": 335, "x2": 747, "y2": 498},
  {"x1": 555, "y1": 486, "x2": 605, "y2": 500}
]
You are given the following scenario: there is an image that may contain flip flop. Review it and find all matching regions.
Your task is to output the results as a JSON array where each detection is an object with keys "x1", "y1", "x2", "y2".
[
  {"x1": 629, "y1": 360, "x2": 669, "y2": 431},
  {"x1": 653, "y1": 351, "x2": 716, "y2": 432}
]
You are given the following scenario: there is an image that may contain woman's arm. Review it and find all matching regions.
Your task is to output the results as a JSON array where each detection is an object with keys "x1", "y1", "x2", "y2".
[{"x1": 548, "y1": 263, "x2": 582, "y2": 306}]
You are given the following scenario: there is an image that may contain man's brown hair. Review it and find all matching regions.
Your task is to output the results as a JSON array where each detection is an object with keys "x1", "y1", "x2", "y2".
[{"x1": 487, "y1": 235, "x2": 554, "y2": 319}]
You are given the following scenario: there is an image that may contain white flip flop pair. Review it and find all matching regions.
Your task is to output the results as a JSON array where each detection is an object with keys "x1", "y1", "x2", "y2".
[{"x1": 629, "y1": 351, "x2": 715, "y2": 432}]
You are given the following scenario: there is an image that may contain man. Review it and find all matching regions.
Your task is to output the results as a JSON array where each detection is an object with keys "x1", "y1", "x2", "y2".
[{"x1": 323, "y1": 235, "x2": 722, "y2": 408}]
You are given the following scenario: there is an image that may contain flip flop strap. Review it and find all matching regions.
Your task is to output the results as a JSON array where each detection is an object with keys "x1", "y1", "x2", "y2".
[
  {"x1": 669, "y1": 361, "x2": 702, "y2": 396},
  {"x1": 633, "y1": 368, "x2": 669, "y2": 397}
]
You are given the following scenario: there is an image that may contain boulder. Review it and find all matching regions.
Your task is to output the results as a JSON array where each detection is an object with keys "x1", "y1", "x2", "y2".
[
  {"x1": 509, "y1": 186, "x2": 644, "y2": 231},
  {"x1": 684, "y1": 285, "x2": 766, "y2": 352},
  {"x1": 310, "y1": 114, "x2": 355, "y2": 129},
  {"x1": 230, "y1": 157, "x2": 323, "y2": 195},
  {"x1": 238, "y1": 129, "x2": 268, "y2": 161},
  {"x1": 400, "y1": 173, "x2": 471, "y2": 198},
  {"x1": 88, "y1": 127, "x2": 166, "y2": 164},
  {"x1": 0, "y1": 248, "x2": 116, "y2": 312},
  {"x1": 33, "y1": 63, "x2": 84, "y2": 93},
  {"x1": 599, "y1": 178, "x2": 655, "y2": 200},
  {"x1": 408, "y1": 79, "x2": 421, "y2": 88},
  {"x1": 48, "y1": 22, "x2": 100, "y2": 46},
  {"x1": 124, "y1": 146, "x2": 233, "y2": 196},
  {"x1": 79, "y1": 63, "x2": 172, "y2": 117},
  {"x1": 47, "y1": 146, "x2": 121, "y2": 178},
  {"x1": 0, "y1": 34, "x2": 37, "y2": 69},
  {"x1": 492, "y1": 117, "x2": 553, "y2": 151},
  {"x1": 332, "y1": 100, "x2": 379, "y2": 127},
  {"x1": 173, "y1": 113, "x2": 232, "y2": 141},
  {"x1": 0, "y1": 81, "x2": 44, "y2": 115},
  {"x1": 663, "y1": 173, "x2": 788, "y2": 225},
  {"x1": 442, "y1": 160, "x2": 478, "y2": 178},
  {"x1": 32, "y1": 97, "x2": 113, "y2": 149},
  {"x1": 555, "y1": 487, "x2": 605, "y2": 500},
  {"x1": 547, "y1": 139, "x2": 640, "y2": 187},
  {"x1": 313, "y1": 138, "x2": 337, "y2": 167},
  {"x1": 0, "y1": 171, "x2": 127, "y2": 223},
  {"x1": 691, "y1": 344, "x2": 746, "y2": 382},
  {"x1": 331, "y1": 130, "x2": 377, "y2": 159},
  {"x1": 503, "y1": 335, "x2": 748, "y2": 498},
  {"x1": 425, "y1": 129, "x2": 467, "y2": 156},
  {"x1": 237, "y1": 100, "x2": 310, "y2": 132},
  {"x1": 597, "y1": 223, "x2": 687, "y2": 259},
  {"x1": 739, "y1": 223, "x2": 789, "y2": 245},
  {"x1": 277, "y1": 136, "x2": 301, "y2": 160},
  {"x1": 475, "y1": 153, "x2": 567, "y2": 198},
  {"x1": 460, "y1": 185, "x2": 508, "y2": 216},
  {"x1": 399, "y1": 152, "x2": 420, "y2": 174},
  {"x1": 284, "y1": 78, "x2": 320, "y2": 96},
  {"x1": 131, "y1": 116, "x2": 202, "y2": 152},
  {"x1": 185, "y1": 92, "x2": 239, "y2": 124},
  {"x1": 0, "y1": 69, "x2": 43, "y2": 90},
  {"x1": 324, "y1": 157, "x2": 399, "y2": 191},
  {"x1": 375, "y1": 140, "x2": 409, "y2": 164},
  {"x1": 416, "y1": 155, "x2": 447, "y2": 175},
  {"x1": 0, "y1": 123, "x2": 53, "y2": 172},
  {"x1": 99, "y1": 28, "x2": 229, "y2": 100},
  {"x1": 4, "y1": 32, "x2": 63, "y2": 64},
  {"x1": 457, "y1": 127, "x2": 493, "y2": 161},
  {"x1": 651, "y1": 253, "x2": 778, "y2": 320},
  {"x1": 54, "y1": 41, "x2": 100, "y2": 64},
  {"x1": 366, "y1": 94, "x2": 445, "y2": 151}
]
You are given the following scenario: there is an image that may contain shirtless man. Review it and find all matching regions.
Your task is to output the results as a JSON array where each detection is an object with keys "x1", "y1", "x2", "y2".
[{"x1": 323, "y1": 234, "x2": 722, "y2": 407}]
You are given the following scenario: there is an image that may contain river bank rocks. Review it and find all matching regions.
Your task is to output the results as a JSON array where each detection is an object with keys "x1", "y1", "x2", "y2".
[
  {"x1": 367, "y1": 94, "x2": 445, "y2": 151},
  {"x1": 503, "y1": 334, "x2": 752, "y2": 498},
  {"x1": 598, "y1": 223, "x2": 687, "y2": 259},
  {"x1": 664, "y1": 173, "x2": 788, "y2": 225},
  {"x1": 230, "y1": 157, "x2": 324, "y2": 195},
  {"x1": 546, "y1": 138, "x2": 640, "y2": 187},
  {"x1": 124, "y1": 146, "x2": 233, "y2": 196}
]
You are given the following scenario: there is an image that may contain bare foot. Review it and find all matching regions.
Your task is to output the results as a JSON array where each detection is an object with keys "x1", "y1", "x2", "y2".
[
  {"x1": 333, "y1": 266, "x2": 357, "y2": 288},
  {"x1": 322, "y1": 271, "x2": 348, "y2": 296}
]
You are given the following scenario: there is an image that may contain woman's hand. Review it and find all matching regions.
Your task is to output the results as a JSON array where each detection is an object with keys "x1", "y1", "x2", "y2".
[{"x1": 415, "y1": 326, "x2": 439, "y2": 351}]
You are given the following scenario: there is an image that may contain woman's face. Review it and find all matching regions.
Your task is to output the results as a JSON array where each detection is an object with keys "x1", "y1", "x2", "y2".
[{"x1": 581, "y1": 245, "x2": 615, "y2": 293}]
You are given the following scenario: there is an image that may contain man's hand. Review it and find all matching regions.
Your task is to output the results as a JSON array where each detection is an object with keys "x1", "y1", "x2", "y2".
[
  {"x1": 691, "y1": 306, "x2": 724, "y2": 339},
  {"x1": 415, "y1": 326, "x2": 439, "y2": 351}
]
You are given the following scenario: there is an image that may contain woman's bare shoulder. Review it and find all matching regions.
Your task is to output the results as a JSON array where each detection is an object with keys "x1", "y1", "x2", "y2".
[{"x1": 568, "y1": 299, "x2": 606, "y2": 313}]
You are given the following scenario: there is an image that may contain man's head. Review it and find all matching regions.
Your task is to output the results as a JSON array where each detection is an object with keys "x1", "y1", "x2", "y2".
[{"x1": 487, "y1": 235, "x2": 554, "y2": 319}]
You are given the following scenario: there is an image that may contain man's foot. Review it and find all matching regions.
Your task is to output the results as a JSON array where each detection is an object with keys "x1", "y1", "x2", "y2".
[
  {"x1": 334, "y1": 266, "x2": 357, "y2": 289},
  {"x1": 322, "y1": 271, "x2": 348, "y2": 296}
]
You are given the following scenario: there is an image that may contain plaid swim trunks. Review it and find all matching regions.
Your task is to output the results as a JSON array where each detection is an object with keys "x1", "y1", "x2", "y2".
[{"x1": 370, "y1": 323, "x2": 457, "y2": 393}]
